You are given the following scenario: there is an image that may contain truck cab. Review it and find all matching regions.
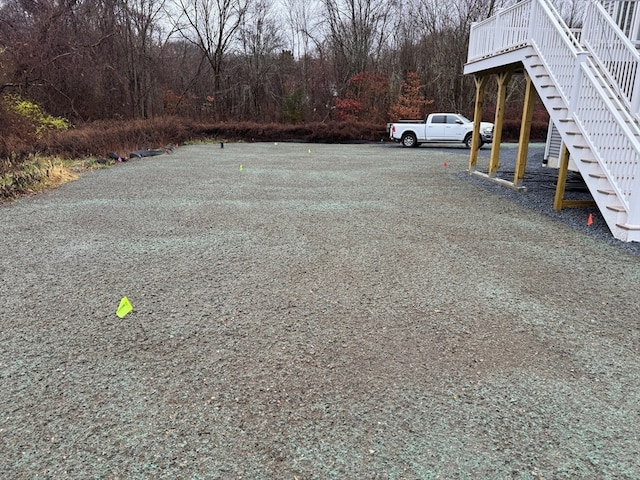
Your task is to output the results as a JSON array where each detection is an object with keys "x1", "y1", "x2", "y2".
[{"x1": 389, "y1": 113, "x2": 494, "y2": 148}]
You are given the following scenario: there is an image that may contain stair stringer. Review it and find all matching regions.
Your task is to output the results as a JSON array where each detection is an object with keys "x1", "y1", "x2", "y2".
[{"x1": 520, "y1": 49, "x2": 640, "y2": 242}]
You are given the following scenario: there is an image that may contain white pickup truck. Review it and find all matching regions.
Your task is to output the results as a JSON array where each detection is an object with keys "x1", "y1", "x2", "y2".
[{"x1": 388, "y1": 113, "x2": 494, "y2": 148}]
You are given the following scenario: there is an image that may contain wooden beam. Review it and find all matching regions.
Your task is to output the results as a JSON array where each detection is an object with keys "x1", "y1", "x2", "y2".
[
  {"x1": 471, "y1": 170, "x2": 527, "y2": 191},
  {"x1": 488, "y1": 70, "x2": 513, "y2": 177},
  {"x1": 562, "y1": 200, "x2": 597, "y2": 208},
  {"x1": 553, "y1": 143, "x2": 570, "y2": 211},
  {"x1": 514, "y1": 71, "x2": 536, "y2": 186},
  {"x1": 469, "y1": 74, "x2": 489, "y2": 171}
]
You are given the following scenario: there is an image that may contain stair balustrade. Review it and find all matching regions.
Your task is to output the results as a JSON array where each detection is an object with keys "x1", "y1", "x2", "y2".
[{"x1": 466, "y1": 0, "x2": 640, "y2": 239}]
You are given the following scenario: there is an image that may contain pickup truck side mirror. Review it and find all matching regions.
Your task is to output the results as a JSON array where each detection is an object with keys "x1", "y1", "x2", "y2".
[{"x1": 455, "y1": 119, "x2": 463, "y2": 124}]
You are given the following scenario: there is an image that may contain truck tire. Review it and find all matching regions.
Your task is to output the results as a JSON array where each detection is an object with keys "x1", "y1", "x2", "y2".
[
  {"x1": 402, "y1": 132, "x2": 418, "y2": 148},
  {"x1": 464, "y1": 133, "x2": 484, "y2": 149}
]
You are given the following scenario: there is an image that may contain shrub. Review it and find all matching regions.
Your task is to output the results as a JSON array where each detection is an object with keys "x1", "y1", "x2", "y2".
[
  {"x1": 4, "y1": 95, "x2": 69, "y2": 137},
  {"x1": 40, "y1": 118, "x2": 388, "y2": 160},
  {"x1": 0, "y1": 96, "x2": 37, "y2": 163}
]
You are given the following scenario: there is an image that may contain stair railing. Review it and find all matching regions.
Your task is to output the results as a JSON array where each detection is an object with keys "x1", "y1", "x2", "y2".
[
  {"x1": 573, "y1": 60, "x2": 640, "y2": 217},
  {"x1": 527, "y1": 0, "x2": 585, "y2": 104},
  {"x1": 581, "y1": 0, "x2": 640, "y2": 117}
]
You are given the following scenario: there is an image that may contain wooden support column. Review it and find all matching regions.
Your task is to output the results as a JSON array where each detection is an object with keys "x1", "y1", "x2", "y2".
[
  {"x1": 489, "y1": 70, "x2": 513, "y2": 177},
  {"x1": 469, "y1": 74, "x2": 489, "y2": 171},
  {"x1": 553, "y1": 143, "x2": 570, "y2": 211},
  {"x1": 553, "y1": 144, "x2": 597, "y2": 209},
  {"x1": 514, "y1": 71, "x2": 536, "y2": 187}
]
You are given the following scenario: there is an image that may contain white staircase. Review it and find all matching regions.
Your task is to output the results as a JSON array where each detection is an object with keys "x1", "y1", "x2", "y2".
[{"x1": 464, "y1": 0, "x2": 640, "y2": 242}]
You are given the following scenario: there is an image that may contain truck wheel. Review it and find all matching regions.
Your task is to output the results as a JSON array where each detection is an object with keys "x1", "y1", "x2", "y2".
[
  {"x1": 402, "y1": 133, "x2": 418, "y2": 148},
  {"x1": 464, "y1": 134, "x2": 484, "y2": 149},
  {"x1": 464, "y1": 134, "x2": 473, "y2": 148}
]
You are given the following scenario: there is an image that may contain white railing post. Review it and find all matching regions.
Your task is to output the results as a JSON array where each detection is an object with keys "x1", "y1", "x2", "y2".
[
  {"x1": 528, "y1": 0, "x2": 538, "y2": 40},
  {"x1": 628, "y1": 136, "x2": 640, "y2": 224},
  {"x1": 494, "y1": 9, "x2": 504, "y2": 52},
  {"x1": 469, "y1": 22, "x2": 478, "y2": 58},
  {"x1": 631, "y1": 63, "x2": 640, "y2": 118},
  {"x1": 569, "y1": 52, "x2": 589, "y2": 114},
  {"x1": 628, "y1": 172, "x2": 640, "y2": 225}
]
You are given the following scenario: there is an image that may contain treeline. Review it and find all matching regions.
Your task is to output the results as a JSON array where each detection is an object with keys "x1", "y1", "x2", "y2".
[
  {"x1": 1, "y1": 0, "x2": 564, "y2": 198},
  {"x1": 0, "y1": 0, "x2": 528, "y2": 124}
]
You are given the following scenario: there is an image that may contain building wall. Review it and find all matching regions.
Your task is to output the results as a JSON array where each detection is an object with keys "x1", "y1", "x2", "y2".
[{"x1": 544, "y1": 121, "x2": 578, "y2": 170}]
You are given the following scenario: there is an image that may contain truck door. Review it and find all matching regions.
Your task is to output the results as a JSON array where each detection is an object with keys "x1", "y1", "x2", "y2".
[
  {"x1": 443, "y1": 115, "x2": 465, "y2": 140},
  {"x1": 426, "y1": 114, "x2": 447, "y2": 140}
]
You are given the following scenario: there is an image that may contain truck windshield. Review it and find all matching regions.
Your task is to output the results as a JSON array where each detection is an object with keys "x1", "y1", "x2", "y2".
[{"x1": 458, "y1": 115, "x2": 472, "y2": 123}]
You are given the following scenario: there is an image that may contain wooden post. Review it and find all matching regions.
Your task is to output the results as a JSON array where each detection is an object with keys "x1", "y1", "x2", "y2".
[
  {"x1": 469, "y1": 74, "x2": 489, "y2": 171},
  {"x1": 489, "y1": 70, "x2": 513, "y2": 177},
  {"x1": 514, "y1": 71, "x2": 536, "y2": 186},
  {"x1": 554, "y1": 143, "x2": 570, "y2": 211}
]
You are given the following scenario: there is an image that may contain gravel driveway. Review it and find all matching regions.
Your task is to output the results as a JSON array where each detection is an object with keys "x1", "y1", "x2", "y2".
[{"x1": 1, "y1": 142, "x2": 639, "y2": 479}]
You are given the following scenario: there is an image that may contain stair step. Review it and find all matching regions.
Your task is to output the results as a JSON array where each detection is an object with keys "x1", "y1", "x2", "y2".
[
  {"x1": 580, "y1": 158, "x2": 598, "y2": 167},
  {"x1": 558, "y1": 117, "x2": 574, "y2": 122},
  {"x1": 617, "y1": 223, "x2": 640, "y2": 231},
  {"x1": 580, "y1": 159, "x2": 598, "y2": 166},
  {"x1": 589, "y1": 172, "x2": 607, "y2": 179},
  {"x1": 607, "y1": 205, "x2": 626, "y2": 213},
  {"x1": 597, "y1": 188, "x2": 617, "y2": 196}
]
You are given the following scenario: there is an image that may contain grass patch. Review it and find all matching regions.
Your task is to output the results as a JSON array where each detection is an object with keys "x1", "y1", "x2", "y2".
[{"x1": 0, "y1": 155, "x2": 78, "y2": 201}]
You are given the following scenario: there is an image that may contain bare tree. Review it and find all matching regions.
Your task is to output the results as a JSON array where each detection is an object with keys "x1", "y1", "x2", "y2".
[
  {"x1": 394, "y1": 0, "x2": 511, "y2": 113},
  {"x1": 236, "y1": 0, "x2": 284, "y2": 118},
  {"x1": 278, "y1": 0, "x2": 326, "y2": 121},
  {"x1": 280, "y1": 0, "x2": 323, "y2": 59},
  {"x1": 0, "y1": 0, "x2": 172, "y2": 120},
  {"x1": 321, "y1": 0, "x2": 397, "y2": 89},
  {"x1": 119, "y1": 0, "x2": 170, "y2": 118},
  {"x1": 0, "y1": 0, "x2": 94, "y2": 117},
  {"x1": 169, "y1": 0, "x2": 249, "y2": 117}
]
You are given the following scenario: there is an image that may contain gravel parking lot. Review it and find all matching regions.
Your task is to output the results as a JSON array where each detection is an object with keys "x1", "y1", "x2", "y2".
[{"x1": 1, "y1": 142, "x2": 639, "y2": 479}]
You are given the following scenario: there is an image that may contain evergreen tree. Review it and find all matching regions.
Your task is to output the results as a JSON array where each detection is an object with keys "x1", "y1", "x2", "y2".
[{"x1": 388, "y1": 72, "x2": 434, "y2": 120}]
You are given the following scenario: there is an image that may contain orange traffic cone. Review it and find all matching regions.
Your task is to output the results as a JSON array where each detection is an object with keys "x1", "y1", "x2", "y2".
[{"x1": 587, "y1": 213, "x2": 593, "y2": 226}]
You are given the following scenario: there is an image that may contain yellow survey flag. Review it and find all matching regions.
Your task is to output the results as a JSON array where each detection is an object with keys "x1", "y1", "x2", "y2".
[
  {"x1": 239, "y1": 164, "x2": 244, "y2": 171},
  {"x1": 116, "y1": 296, "x2": 133, "y2": 318}
]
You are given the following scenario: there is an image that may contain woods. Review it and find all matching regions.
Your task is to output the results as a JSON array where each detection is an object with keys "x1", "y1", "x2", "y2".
[{"x1": 0, "y1": 0, "x2": 519, "y2": 126}]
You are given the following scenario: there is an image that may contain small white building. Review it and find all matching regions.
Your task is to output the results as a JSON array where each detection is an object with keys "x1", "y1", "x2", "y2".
[{"x1": 464, "y1": 0, "x2": 640, "y2": 242}]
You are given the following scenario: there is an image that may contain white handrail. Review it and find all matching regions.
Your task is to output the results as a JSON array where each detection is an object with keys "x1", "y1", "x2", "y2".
[
  {"x1": 467, "y1": 0, "x2": 582, "y2": 62},
  {"x1": 467, "y1": 2, "x2": 533, "y2": 61},
  {"x1": 581, "y1": 0, "x2": 640, "y2": 116},
  {"x1": 574, "y1": 60, "x2": 640, "y2": 213},
  {"x1": 528, "y1": 0, "x2": 583, "y2": 104}
]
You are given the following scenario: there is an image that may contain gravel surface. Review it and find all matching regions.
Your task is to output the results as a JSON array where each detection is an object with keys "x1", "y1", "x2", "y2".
[
  {"x1": 458, "y1": 142, "x2": 640, "y2": 256},
  {"x1": 2, "y1": 142, "x2": 639, "y2": 479}
]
